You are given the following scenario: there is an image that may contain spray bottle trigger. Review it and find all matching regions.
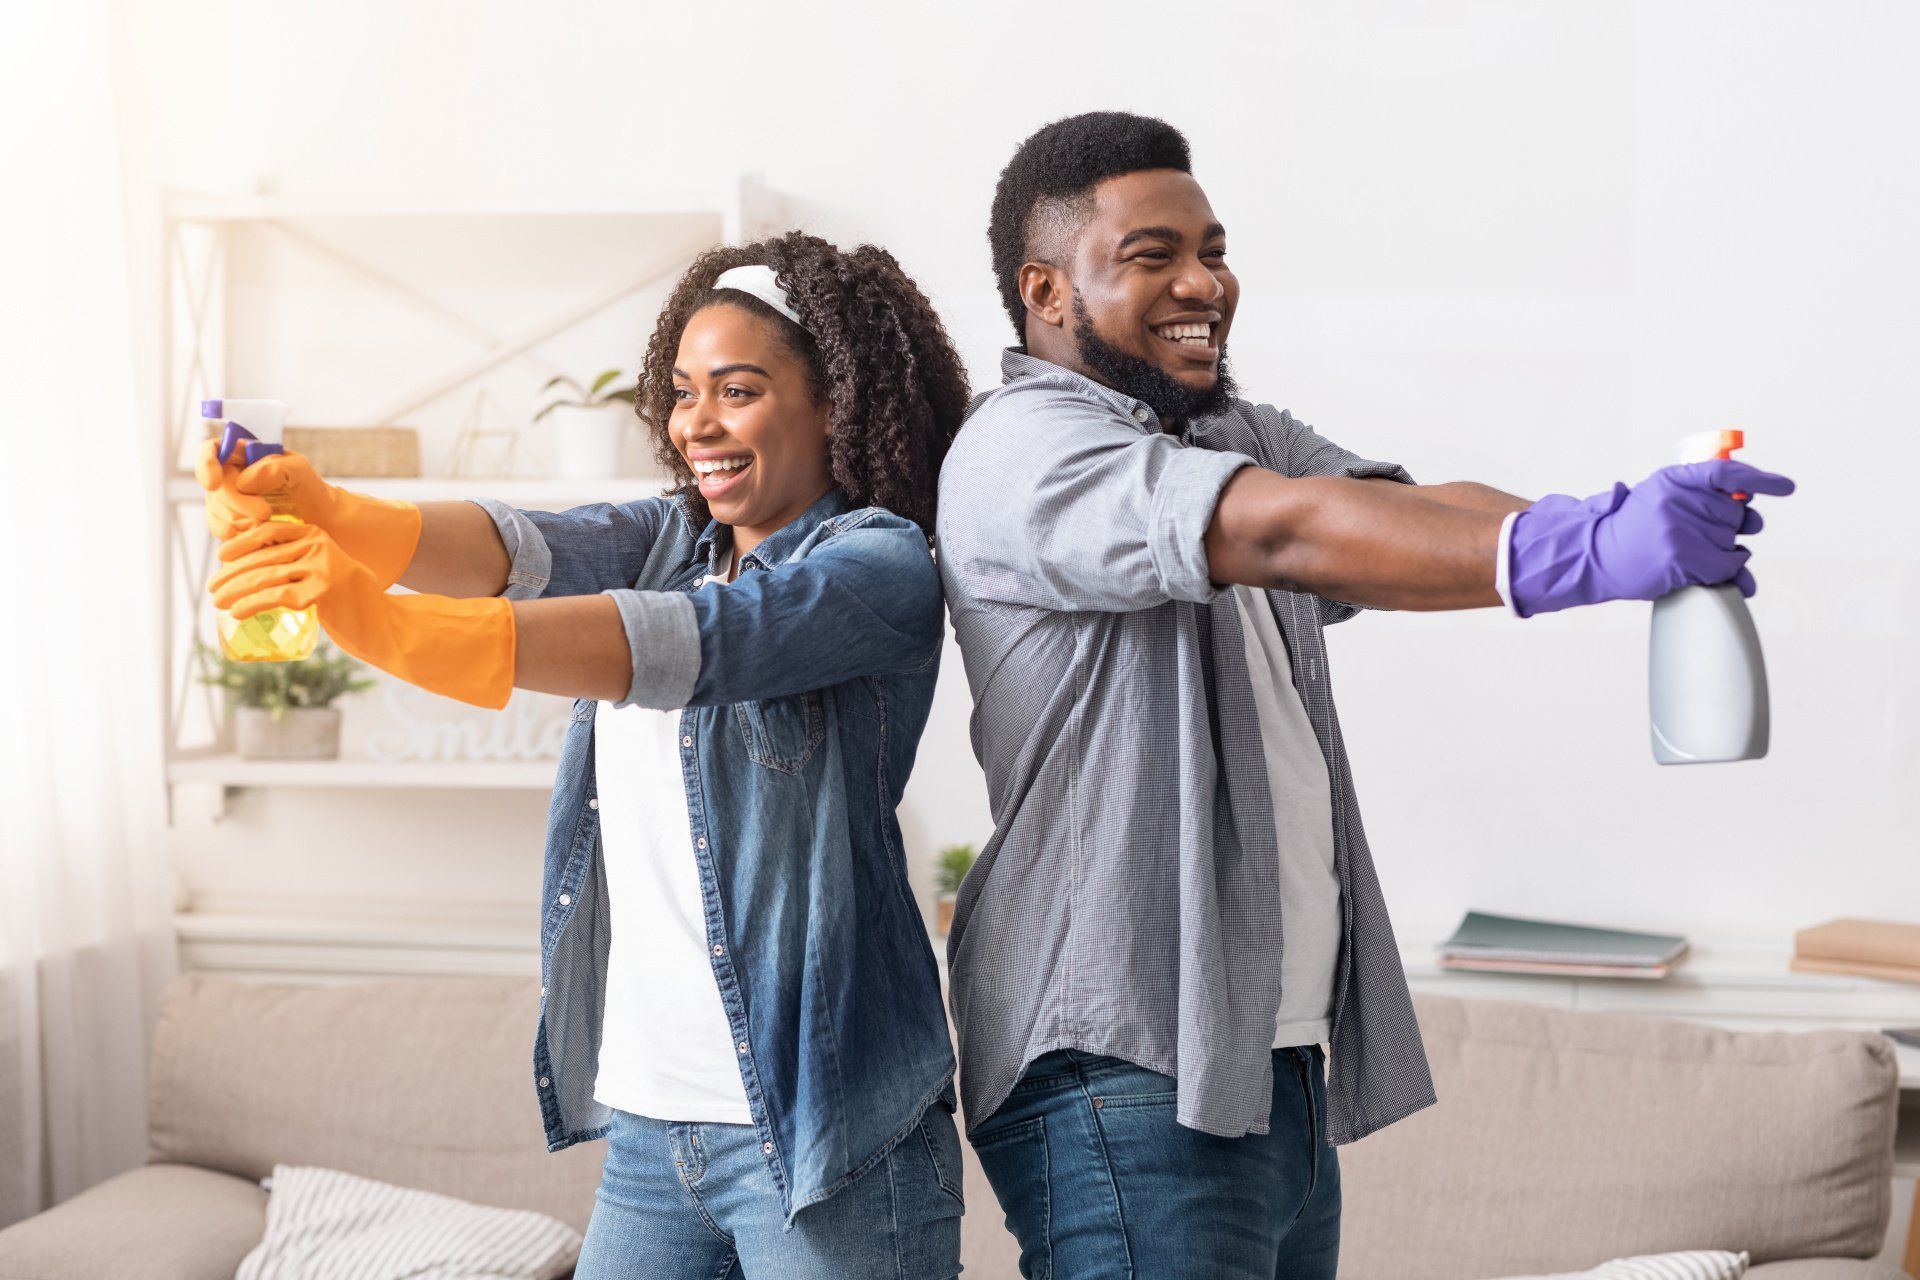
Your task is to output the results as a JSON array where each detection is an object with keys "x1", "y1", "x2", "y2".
[{"x1": 217, "y1": 421, "x2": 257, "y2": 468}]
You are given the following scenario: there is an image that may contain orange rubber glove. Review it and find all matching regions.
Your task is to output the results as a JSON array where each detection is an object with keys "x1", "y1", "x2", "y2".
[
  {"x1": 207, "y1": 521, "x2": 515, "y2": 710},
  {"x1": 196, "y1": 439, "x2": 424, "y2": 589}
]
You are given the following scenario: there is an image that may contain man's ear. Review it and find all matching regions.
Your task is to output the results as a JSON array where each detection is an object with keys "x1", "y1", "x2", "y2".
[{"x1": 1018, "y1": 262, "x2": 1071, "y2": 331}]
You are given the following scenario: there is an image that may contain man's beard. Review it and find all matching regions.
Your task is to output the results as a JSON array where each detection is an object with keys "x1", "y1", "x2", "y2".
[{"x1": 1071, "y1": 291, "x2": 1237, "y2": 428}]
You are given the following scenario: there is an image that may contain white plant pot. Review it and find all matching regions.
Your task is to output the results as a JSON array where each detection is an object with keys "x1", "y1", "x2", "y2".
[
  {"x1": 234, "y1": 706, "x2": 342, "y2": 760},
  {"x1": 548, "y1": 403, "x2": 628, "y2": 480}
]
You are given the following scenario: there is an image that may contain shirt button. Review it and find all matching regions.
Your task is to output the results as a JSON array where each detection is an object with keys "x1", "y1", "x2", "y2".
[
  {"x1": 696, "y1": 837, "x2": 707, "y2": 850},
  {"x1": 737, "y1": 1041, "x2": 748, "y2": 1054},
  {"x1": 712, "y1": 944, "x2": 725, "y2": 957},
  {"x1": 682, "y1": 736, "x2": 693, "y2": 747},
  {"x1": 558, "y1": 894, "x2": 571, "y2": 906},
  {"x1": 538, "y1": 1076, "x2": 550, "y2": 1088},
  {"x1": 761, "y1": 1141, "x2": 774, "y2": 1155},
  {"x1": 587, "y1": 798, "x2": 598, "y2": 810},
  {"x1": 1132, "y1": 405, "x2": 1151, "y2": 423}
]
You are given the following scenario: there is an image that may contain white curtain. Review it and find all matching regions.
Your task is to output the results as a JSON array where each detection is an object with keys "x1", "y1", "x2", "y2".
[{"x1": 0, "y1": 0, "x2": 179, "y2": 1228}]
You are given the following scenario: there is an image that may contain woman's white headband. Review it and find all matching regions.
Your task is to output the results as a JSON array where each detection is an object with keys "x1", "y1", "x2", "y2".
[{"x1": 712, "y1": 264, "x2": 804, "y2": 329}]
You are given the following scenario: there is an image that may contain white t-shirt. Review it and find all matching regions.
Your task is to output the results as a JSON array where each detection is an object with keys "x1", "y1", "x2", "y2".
[
  {"x1": 1229, "y1": 586, "x2": 1341, "y2": 1050},
  {"x1": 591, "y1": 691, "x2": 754, "y2": 1124}
]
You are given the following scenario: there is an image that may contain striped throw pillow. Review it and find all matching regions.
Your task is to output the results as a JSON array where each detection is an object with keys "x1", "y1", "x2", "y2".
[
  {"x1": 1495, "y1": 1251, "x2": 1751, "y2": 1280},
  {"x1": 235, "y1": 1164, "x2": 582, "y2": 1280}
]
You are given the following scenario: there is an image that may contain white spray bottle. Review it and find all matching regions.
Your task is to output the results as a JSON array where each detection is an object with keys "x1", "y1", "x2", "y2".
[{"x1": 1647, "y1": 429, "x2": 1769, "y2": 764}]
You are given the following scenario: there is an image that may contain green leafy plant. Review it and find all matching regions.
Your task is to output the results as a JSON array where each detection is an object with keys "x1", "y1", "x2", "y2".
[
  {"x1": 195, "y1": 640, "x2": 376, "y2": 721},
  {"x1": 532, "y1": 368, "x2": 637, "y2": 423},
  {"x1": 934, "y1": 844, "x2": 977, "y2": 897}
]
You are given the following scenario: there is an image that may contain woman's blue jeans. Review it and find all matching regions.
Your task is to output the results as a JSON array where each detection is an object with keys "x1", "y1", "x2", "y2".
[
  {"x1": 969, "y1": 1045, "x2": 1340, "y2": 1280},
  {"x1": 574, "y1": 1105, "x2": 965, "y2": 1280}
]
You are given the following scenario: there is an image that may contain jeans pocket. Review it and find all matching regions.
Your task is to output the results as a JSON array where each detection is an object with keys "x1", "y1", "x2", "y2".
[
  {"x1": 970, "y1": 1117, "x2": 1051, "y2": 1280},
  {"x1": 733, "y1": 691, "x2": 826, "y2": 773},
  {"x1": 918, "y1": 1108, "x2": 967, "y2": 1210}
]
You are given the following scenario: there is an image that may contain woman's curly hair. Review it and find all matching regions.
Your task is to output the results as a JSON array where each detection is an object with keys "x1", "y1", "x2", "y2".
[{"x1": 638, "y1": 231, "x2": 971, "y2": 536}]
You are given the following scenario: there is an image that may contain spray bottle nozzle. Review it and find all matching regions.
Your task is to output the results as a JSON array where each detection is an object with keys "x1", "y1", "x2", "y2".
[{"x1": 1678, "y1": 429, "x2": 1748, "y2": 500}]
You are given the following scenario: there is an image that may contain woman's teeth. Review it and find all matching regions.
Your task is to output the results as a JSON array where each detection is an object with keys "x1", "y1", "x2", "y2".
[
  {"x1": 1155, "y1": 322, "x2": 1213, "y2": 348},
  {"x1": 692, "y1": 457, "x2": 751, "y2": 477}
]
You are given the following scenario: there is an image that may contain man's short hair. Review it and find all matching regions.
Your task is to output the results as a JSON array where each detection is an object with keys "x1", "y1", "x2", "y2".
[{"x1": 988, "y1": 111, "x2": 1192, "y2": 338}]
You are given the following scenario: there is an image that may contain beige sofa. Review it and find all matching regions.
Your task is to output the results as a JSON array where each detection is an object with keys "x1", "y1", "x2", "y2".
[{"x1": 0, "y1": 975, "x2": 1903, "y2": 1279}]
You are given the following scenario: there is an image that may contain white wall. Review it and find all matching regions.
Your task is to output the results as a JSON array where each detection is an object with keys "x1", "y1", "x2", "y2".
[{"x1": 122, "y1": 1, "x2": 1919, "y2": 945}]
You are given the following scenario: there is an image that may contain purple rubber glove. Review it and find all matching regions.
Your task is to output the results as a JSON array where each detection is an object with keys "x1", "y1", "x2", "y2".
[{"x1": 1508, "y1": 459, "x2": 1795, "y2": 617}]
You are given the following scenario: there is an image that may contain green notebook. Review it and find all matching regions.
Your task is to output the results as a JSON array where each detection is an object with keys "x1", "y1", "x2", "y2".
[{"x1": 1440, "y1": 911, "x2": 1689, "y2": 967}]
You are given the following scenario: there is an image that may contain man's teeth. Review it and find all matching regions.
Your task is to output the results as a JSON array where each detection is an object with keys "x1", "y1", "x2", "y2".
[
  {"x1": 693, "y1": 457, "x2": 751, "y2": 476},
  {"x1": 1155, "y1": 322, "x2": 1214, "y2": 347}
]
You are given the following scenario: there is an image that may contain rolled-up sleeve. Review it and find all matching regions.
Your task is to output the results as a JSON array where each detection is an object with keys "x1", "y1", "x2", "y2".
[
  {"x1": 601, "y1": 588, "x2": 702, "y2": 710},
  {"x1": 468, "y1": 497, "x2": 551, "y2": 601},
  {"x1": 465, "y1": 496, "x2": 671, "y2": 601},
  {"x1": 941, "y1": 388, "x2": 1255, "y2": 613},
  {"x1": 601, "y1": 513, "x2": 940, "y2": 711}
]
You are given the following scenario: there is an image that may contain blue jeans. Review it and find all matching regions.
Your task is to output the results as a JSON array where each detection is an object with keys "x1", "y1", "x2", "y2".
[
  {"x1": 970, "y1": 1045, "x2": 1339, "y2": 1280},
  {"x1": 574, "y1": 1105, "x2": 965, "y2": 1280}
]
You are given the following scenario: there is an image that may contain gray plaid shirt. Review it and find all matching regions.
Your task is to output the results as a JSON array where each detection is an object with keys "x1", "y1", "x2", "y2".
[{"x1": 936, "y1": 349, "x2": 1437, "y2": 1145}]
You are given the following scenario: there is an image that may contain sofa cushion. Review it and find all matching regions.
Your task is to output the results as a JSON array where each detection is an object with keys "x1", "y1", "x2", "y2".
[
  {"x1": 0, "y1": 1163, "x2": 264, "y2": 1280},
  {"x1": 234, "y1": 1164, "x2": 580, "y2": 1280},
  {"x1": 1744, "y1": 1263, "x2": 1916, "y2": 1280},
  {"x1": 1338, "y1": 994, "x2": 1899, "y2": 1280},
  {"x1": 1496, "y1": 1250, "x2": 1750, "y2": 1279},
  {"x1": 146, "y1": 975, "x2": 605, "y2": 1233}
]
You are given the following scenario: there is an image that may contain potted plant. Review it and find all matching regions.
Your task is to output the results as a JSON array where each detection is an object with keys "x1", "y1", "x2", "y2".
[
  {"x1": 934, "y1": 843, "x2": 977, "y2": 935},
  {"x1": 196, "y1": 641, "x2": 376, "y2": 760},
  {"x1": 534, "y1": 368, "x2": 636, "y2": 480}
]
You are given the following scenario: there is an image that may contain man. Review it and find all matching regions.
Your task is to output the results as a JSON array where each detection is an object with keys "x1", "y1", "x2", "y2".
[{"x1": 935, "y1": 112, "x2": 1791, "y2": 1279}]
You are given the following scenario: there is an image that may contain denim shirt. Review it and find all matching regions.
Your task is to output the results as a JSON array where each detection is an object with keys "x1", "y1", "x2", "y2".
[{"x1": 472, "y1": 487, "x2": 955, "y2": 1222}]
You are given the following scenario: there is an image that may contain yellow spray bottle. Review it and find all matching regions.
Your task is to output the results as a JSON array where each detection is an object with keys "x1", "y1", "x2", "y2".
[{"x1": 209, "y1": 399, "x2": 319, "y2": 663}]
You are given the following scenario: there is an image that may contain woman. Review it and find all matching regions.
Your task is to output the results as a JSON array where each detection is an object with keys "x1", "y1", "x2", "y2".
[{"x1": 199, "y1": 232, "x2": 973, "y2": 1278}]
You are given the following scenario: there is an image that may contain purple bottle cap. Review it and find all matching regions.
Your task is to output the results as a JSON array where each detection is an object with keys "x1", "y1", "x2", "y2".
[
  {"x1": 201, "y1": 399, "x2": 223, "y2": 418},
  {"x1": 243, "y1": 441, "x2": 286, "y2": 466}
]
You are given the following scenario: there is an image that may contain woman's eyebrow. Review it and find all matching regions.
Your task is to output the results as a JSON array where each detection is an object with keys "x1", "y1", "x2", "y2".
[{"x1": 672, "y1": 363, "x2": 771, "y2": 380}]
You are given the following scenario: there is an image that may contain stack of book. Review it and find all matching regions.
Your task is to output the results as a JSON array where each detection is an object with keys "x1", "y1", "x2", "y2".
[
  {"x1": 1437, "y1": 911, "x2": 1690, "y2": 980},
  {"x1": 1790, "y1": 918, "x2": 1920, "y2": 984}
]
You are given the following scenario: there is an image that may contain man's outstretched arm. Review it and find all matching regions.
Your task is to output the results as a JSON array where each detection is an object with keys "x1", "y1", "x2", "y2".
[
  {"x1": 1370, "y1": 477, "x2": 1531, "y2": 517},
  {"x1": 1206, "y1": 470, "x2": 1507, "y2": 611},
  {"x1": 1206, "y1": 460, "x2": 1793, "y2": 616}
]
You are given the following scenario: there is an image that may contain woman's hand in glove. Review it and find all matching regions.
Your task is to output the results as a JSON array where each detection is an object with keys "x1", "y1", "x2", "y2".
[
  {"x1": 207, "y1": 520, "x2": 514, "y2": 709},
  {"x1": 195, "y1": 439, "x2": 422, "y2": 588}
]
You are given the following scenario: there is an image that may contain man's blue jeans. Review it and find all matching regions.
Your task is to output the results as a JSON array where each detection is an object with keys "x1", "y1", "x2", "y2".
[
  {"x1": 970, "y1": 1045, "x2": 1339, "y2": 1280},
  {"x1": 575, "y1": 1106, "x2": 965, "y2": 1279}
]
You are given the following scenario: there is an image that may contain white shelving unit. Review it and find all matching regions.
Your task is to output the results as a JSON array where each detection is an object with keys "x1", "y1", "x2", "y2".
[{"x1": 161, "y1": 178, "x2": 786, "y2": 816}]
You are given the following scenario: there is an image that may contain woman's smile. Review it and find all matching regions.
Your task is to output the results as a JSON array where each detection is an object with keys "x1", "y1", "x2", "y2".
[{"x1": 688, "y1": 449, "x2": 755, "y2": 499}]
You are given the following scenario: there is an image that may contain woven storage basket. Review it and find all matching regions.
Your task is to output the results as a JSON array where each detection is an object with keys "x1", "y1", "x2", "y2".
[
  {"x1": 283, "y1": 426, "x2": 420, "y2": 477},
  {"x1": 202, "y1": 422, "x2": 422, "y2": 477}
]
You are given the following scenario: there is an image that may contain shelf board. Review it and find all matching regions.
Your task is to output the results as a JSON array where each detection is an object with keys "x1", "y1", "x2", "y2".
[
  {"x1": 164, "y1": 475, "x2": 669, "y2": 506},
  {"x1": 164, "y1": 190, "x2": 742, "y2": 223},
  {"x1": 168, "y1": 753, "x2": 557, "y2": 790}
]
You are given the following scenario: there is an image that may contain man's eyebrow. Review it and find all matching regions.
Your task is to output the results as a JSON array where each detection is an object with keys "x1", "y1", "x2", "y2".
[{"x1": 1116, "y1": 225, "x2": 1182, "y2": 251}]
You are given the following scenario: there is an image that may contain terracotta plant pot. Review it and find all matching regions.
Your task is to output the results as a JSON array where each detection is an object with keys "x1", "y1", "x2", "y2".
[
  {"x1": 936, "y1": 894, "x2": 957, "y2": 935},
  {"x1": 234, "y1": 706, "x2": 343, "y2": 760}
]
